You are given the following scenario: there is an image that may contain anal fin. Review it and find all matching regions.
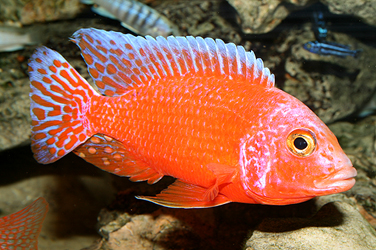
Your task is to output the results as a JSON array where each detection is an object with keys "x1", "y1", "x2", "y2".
[
  {"x1": 137, "y1": 180, "x2": 231, "y2": 208},
  {"x1": 73, "y1": 134, "x2": 163, "y2": 184}
]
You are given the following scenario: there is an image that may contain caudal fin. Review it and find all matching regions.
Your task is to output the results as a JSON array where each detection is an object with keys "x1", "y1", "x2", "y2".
[
  {"x1": 0, "y1": 197, "x2": 49, "y2": 249},
  {"x1": 29, "y1": 46, "x2": 98, "y2": 164}
]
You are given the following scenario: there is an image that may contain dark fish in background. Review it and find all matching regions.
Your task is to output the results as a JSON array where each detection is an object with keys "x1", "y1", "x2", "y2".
[
  {"x1": 81, "y1": 0, "x2": 179, "y2": 37},
  {"x1": 0, "y1": 197, "x2": 48, "y2": 249},
  {"x1": 303, "y1": 41, "x2": 362, "y2": 58},
  {"x1": 312, "y1": 11, "x2": 327, "y2": 42},
  {"x1": 305, "y1": 8, "x2": 362, "y2": 59}
]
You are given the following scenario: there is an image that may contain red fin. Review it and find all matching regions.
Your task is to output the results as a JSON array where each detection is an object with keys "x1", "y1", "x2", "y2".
[
  {"x1": 73, "y1": 134, "x2": 164, "y2": 184},
  {"x1": 71, "y1": 28, "x2": 274, "y2": 97},
  {"x1": 137, "y1": 180, "x2": 232, "y2": 208},
  {"x1": 29, "y1": 46, "x2": 98, "y2": 164},
  {"x1": 0, "y1": 197, "x2": 49, "y2": 249},
  {"x1": 203, "y1": 163, "x2": 238, "y2": 201},
  {"x1": 206, "y1": 163, "x2": 237, "y2": 184}
]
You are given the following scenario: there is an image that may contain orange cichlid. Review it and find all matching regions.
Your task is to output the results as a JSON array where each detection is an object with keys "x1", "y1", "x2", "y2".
[
  {"x1": 28, "y1": 28, "x2": 357, "y2": 208},
  {"x1": 0, "y1": 197, "x2": 48, "y2": 249}
]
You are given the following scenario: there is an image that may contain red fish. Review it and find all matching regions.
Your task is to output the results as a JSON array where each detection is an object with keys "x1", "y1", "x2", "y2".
[
  {"x1": 28, "y1": 28, "x2": 356, "y2": 208},
  {"x1": 0, "y1": 197, "x2": 48, "y2": 249}
]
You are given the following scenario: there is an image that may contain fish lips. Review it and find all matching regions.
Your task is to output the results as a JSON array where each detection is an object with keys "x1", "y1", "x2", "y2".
[{"x1": 314, "y1": 166, "x2": 357, "y2": 192}]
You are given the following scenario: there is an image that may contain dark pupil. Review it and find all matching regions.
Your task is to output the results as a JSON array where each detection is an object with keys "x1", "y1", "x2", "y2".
[{"x1": 294, "y1": 137, "x2": 308, "y2": 150}]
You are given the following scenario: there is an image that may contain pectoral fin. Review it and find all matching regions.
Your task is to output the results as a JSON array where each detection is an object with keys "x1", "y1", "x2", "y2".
[
  {"x1": 136, "y1": 180, "x2": 231, "y2": 208},
  {"x1": 73, "y1": 134, "x2": 164, "y2": 184}
]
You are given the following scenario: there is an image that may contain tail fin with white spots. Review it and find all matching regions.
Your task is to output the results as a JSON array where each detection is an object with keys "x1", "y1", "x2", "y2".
[
  {"x1": 29, "y1": 46, "x2": 98, "y2": 164},
  {"x1": 0, "y1": 197, "x2": 49, "y2": 249}
]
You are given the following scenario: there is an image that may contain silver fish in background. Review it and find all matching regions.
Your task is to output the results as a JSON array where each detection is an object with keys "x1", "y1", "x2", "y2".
[
  {"x1": 358, "y1": 91, "x2": 376, "y2": 117},
  {"x1": 303, "y1": 41, "x2": 362, "y2": 58},
  {"x1": 0, "y1": 26, "x2": 41, "y2": 52},
  {"x1": 82, "y1": 0, "x2": 179, "y2": 37}
]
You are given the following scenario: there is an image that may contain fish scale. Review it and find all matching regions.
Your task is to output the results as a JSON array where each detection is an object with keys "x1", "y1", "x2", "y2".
[{"x1": 29, "y1": 28, "x2": 356, "y2": 208}]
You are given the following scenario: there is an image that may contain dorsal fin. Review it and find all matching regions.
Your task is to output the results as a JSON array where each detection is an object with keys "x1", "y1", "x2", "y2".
[{"x1": 71, "y1": 28, "x2": 275, "y2": 97}]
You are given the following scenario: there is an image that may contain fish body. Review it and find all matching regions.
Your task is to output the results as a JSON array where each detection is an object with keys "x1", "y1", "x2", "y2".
[
  {"x1": 83, "y1": 0, "x2": 179, "y2": 37},
  {"x1": 0, "y1": 197, "x2": 48, "y2": 249},
  {"x1": 312, "y1": 11, "x2": 327, "y2": 42},
  {"x1": 29, "y1": 28, "x2": 356, "y2": 208},
  {"x1": 0, "y1": 26, "x2": 39, "y2": 52},
  {"x1": 358, "y1": 91, "x2": 376, "y2": 117},
  {"x1": 303, "y1": 41, "x2": 362, "y2": 58}
]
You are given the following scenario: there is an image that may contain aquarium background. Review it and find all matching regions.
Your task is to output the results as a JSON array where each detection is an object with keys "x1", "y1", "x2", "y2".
[{"x1": 0, "y1": 0, "x2": 376, "y2": 249}]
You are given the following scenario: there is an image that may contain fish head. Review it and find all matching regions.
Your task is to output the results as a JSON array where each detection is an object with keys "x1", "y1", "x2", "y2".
[
  {"x1": 303, "y1": 41, "x2": 319, "y2": 53},
  {"x1": 239, "y1": 90, "x2": 356, "y2": 205}
]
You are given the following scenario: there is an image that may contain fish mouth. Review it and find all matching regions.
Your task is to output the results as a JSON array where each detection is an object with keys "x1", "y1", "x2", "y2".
[{"x1": 314, "y1": 166, "x2": 357, "y2": 191}]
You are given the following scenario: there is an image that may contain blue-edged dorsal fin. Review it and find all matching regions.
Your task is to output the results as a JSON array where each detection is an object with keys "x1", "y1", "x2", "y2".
[{"x1": 71, "y1": 28, "x2": 275, "y2": 97}]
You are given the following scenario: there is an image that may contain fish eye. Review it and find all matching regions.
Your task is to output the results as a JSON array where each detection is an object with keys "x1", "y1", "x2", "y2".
[
  {"x1": 294, "y1": 137, "x2": 307, "y2": 150},
  {"x1": 286, "y1": 128, "x2": 316, "y2": 157}
]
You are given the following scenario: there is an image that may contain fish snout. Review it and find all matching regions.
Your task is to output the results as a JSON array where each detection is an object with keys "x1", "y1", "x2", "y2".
[{"x1": 314, "y1": 164, "x2": 357, "y2": 191}]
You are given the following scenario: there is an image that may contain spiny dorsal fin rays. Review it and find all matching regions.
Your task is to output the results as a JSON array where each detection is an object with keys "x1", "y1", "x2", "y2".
[{"x1": 71, "y1": 28, "x2": 275, "y2": 97}]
